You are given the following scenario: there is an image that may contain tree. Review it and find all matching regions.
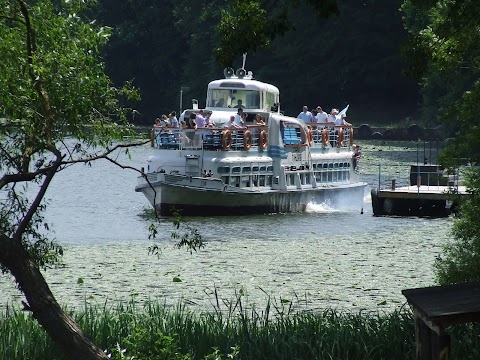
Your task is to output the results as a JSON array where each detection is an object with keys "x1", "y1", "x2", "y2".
[
  {"x1": 213, "y1": 0, "x2": 339, "y2": 67},
  {"x1": 0, "y1": 1, "x2": 141, "y2": 359},
  {"x1": 401, "y1": 0, "x2": 480, "y2": 283}
]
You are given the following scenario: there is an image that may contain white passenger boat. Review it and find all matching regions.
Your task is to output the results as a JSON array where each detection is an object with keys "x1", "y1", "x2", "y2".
[{"x1": 135, "y1": 67, "x2": 367, "y2": 215}]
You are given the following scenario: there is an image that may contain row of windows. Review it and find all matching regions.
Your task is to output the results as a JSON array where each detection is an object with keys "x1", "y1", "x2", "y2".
[
  {"x1": 221, "y1": 170, "x2": 349, "y2": 188},
  {"x1": 217, "y1": 162, "x2": 350, "y2": 174},
  {"x1": 218, "y1": 165, "x2": 274, "y2": 174}
]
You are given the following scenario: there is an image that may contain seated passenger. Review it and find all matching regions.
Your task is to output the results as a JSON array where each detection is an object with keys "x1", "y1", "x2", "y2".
[
  {"x1": 233, "y1": 99, "x2": 245, "y2": 109},
  {"x1": 225, "y1": 115, "x2": 244, "y2": 129},
  {"x1": 254, "y1": 114, "x2": 266, "y2": 126}
]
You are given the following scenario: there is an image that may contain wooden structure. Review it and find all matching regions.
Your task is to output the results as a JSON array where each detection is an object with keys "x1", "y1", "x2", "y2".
[
  {"x1": 402, "y1": 282, "x2": 480, "y2": 359},
  {"x1": 371, "y1": 185, "x2": 467, "y2": 217}
]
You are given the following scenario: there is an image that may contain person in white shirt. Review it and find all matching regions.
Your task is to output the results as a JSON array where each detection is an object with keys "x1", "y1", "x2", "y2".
[
  {"x1": 297, "y1": 105, "x2": 313, "y2": 122},
  {"x1": 234, "y1": 108, "x2": 245, "y2": 127},
  {"x1": 225, "y1": 115, "x2": 244, "y2": 129},
  {"x1": 328, "y1": 108, "x2": 351, "y2": 127},
  {"x1": 169, "y1": 111, "x2": 179, "y2": 128},
  {"x1": 315, "y1": 106, "x2": 328, "y2": 123}
]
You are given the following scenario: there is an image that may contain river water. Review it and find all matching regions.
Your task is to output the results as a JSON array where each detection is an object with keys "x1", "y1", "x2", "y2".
[{"x1": 0, "y1": 140, "x2": 452, "y2": 313}]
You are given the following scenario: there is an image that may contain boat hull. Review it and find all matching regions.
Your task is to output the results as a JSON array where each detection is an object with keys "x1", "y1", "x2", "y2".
[{"x1": 136, "y1": 177, "x2": 366, "y2": 216}]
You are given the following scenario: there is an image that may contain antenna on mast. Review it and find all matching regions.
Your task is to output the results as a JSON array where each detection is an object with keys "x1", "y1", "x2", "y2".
[{"x1": 242, "y1": 53, "x2": 247, "y2": 69}]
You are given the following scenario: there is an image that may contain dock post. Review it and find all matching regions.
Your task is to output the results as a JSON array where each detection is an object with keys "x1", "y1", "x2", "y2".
[
  {"x1": 378, "y1": 164, "x2": 381, "y2": 190},
  {"x1": 391, "y1": 179, "x2": 396, "y2": 190}
]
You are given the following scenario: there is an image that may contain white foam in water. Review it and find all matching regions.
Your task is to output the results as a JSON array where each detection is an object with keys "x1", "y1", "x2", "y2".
[
  {"x1": 306, "y1": 200, "x2": 340, "y2": 213},
  {"x1": 364, "y1": 192, "x2": 372, "y2": 204}
]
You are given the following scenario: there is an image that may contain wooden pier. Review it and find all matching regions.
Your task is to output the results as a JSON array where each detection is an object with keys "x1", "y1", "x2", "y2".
[
  {"x1": 371, "y1": 185, "x2": 467, "y2": 217},
  {"x1": 403, "y1": 282, "x2": 480, "y2": 359}
]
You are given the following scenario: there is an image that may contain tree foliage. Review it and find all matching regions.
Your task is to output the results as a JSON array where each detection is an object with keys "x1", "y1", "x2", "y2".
[
  {"x1": 434, "y1": 168, "x2": 480, "y2": 284},
  {"x1": 401, "y1": 0, "x2": 480, "y2": 284},
  {"x1": 0, "y1": 1, "x2": 140, "y2": 359},
  {"x1": 97, "y1": 0, "x2": 419, "y2": 124}
]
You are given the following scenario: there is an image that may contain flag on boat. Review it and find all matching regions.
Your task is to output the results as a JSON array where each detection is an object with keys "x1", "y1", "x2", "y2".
[{"x1": 338, "y1": 105, "x2": 349, "y2": 117}]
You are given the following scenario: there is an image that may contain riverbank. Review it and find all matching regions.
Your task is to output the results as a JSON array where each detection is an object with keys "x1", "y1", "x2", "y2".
[
  {"x1": 1, "y1": 300, "x2": 416, "y2": 359},
  {"x1": 2, "y1": 299, "x2": 479, "y2": 360}
]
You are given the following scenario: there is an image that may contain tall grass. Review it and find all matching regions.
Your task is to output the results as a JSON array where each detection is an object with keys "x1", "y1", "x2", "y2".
[{"x1": 1, "y1": 298, "x2": 479, "y2": 359}]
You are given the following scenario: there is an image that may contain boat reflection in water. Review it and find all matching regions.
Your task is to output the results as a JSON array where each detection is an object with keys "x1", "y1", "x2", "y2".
[{"x1": 135, "y1": 66, "x2": 366, "y2": 216}]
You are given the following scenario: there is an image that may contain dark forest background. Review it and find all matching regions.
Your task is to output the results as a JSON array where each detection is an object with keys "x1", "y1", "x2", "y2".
[{"x1": 96, "y1": 0, "x2": 421, "y2": 126}]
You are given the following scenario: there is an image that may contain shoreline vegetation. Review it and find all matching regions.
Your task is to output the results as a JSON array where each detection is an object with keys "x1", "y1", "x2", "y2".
[{"x1": 1, "y1": 298, "x2": 479, "y2": 359}]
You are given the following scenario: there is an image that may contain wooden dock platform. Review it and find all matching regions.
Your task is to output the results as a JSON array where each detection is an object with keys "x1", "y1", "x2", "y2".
[
  {"x1": 403, "y1": 282, "x2": 480, "y2": 359},
  {"x1": 371, "y1": 185, "x2": 468, "y2": 217}
]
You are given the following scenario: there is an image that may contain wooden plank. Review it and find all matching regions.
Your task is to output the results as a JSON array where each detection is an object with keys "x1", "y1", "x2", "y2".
[{"x1": 403, "y1": 282, "x2": 480, "y2": 328}]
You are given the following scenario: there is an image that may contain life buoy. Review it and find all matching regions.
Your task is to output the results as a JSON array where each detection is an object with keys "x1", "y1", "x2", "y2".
[
  {"x1": 306, "y1": 129, "x2": 313, "y2": 146},
  {"x1": 322, "y1": 129, "x2": 329, "y2": 147},
  {"x1": 338, "y1": 128, "x2": 344, "y2": 148},
  {"x1": 349, "y1": 127, "x2": 354, "y2": 147},
  {"x1": 243, "y1": 130, "x2": 252, "y2": 151},
  {"x1": 222, "y1": 130, "x2": 232, "y2": 150},
  {"x1": 259, "y1": 130, "x2": 268, "y2": 150}
]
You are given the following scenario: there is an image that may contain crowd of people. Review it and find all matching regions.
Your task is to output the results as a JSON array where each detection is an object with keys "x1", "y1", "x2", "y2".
[
  {"x1": 152, "y1": 104, "x2": 361, "y2": 168},
  {"x1": 297, "y1": 105, "x2": 351, "y2": 127},
  {"x1": 154, "y1": 104, "x2": 350, "y2": 130},
  {"x1": 153, "y1": 107, "x2": 266, "y2": 131}
]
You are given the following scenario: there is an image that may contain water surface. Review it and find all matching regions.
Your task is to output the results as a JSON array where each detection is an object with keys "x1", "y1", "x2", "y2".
[{"x1": 0, "y1": 140, "x2": 452, "y2": 313}]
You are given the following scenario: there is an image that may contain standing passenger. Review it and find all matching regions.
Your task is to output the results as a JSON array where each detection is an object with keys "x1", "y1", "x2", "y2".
[
  {"x1": 195, "y1": 109, "x2": 206, "y2": 128},
  {"x1": 315, "y1": 107, "x2": 328, "y2": 123},
  {"x1": 297, "y1": 106, "x2": 313, "y2": 122},
  {"x1": 234, "y1": 108, "x2": 245, "y2": 127},
  {"x1": 169, "y1": 111, "x2": 179, "y2": 128}
]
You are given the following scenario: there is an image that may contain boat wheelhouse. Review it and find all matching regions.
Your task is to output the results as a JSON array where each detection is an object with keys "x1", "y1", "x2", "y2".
[{"x1": 135, "y1": 67, "x2": 366, "y2": 216}]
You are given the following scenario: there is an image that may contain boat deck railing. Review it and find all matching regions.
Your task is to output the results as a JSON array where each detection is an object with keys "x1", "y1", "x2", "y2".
[
  {"x1": 151, "y1": 124, "x2": 353, "y2": 151},
  {"x1": 375, "y1": 163, "x2": 461, "y2": 192}
]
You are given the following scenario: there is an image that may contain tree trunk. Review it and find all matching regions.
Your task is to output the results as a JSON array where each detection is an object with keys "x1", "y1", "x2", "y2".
[{"x1": 0, "y1": 234, "x2": 109, "y2": 360}]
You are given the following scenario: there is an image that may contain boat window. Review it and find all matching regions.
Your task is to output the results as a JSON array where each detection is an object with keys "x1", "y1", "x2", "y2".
[
  {"x1": 339, "y1": 163, "x2": 344, "y2": 168},
  {"x1": 323, "y1": 163, "x2": 328, "y2": 169},
  {"x1": 242, "y1": 166, "x2": 251, "y2": 173},
  {"x1": 252, "y1": 166, "x2": 259, "y2": 172},
  {"x1": 259, "y1": 166, "x2": 267, "y2": 173},
  {"x1": 267, "y1": 165, "x2": 273, "y2": 172},
  {"x1": 208, "y1": 88, "x2": 260, "y2": 109},
  {"x1": 219, "y1": 82, "x2": 246, "y2": 88},
  {"x1": 217, "y1": 166, "x2": 230, "y2": 174},
  {"x1": 345, "y1": 162, "x2": 350, "y2": 168},
  {"x1": 328, "y1": 163, "x2": 333, "y2": 169},
  {"x1": 334, "y1": 163, "x2": 338, "y2": 169},
  {"x1": 266, "y1": 92, "x2": 276, "y2": 112},
  {"x1": 232, "y1": 166, "x2": 241, "y2": 174},
  {"x1": 259, "y1": 175, "x2": 266, "y2": 186}
]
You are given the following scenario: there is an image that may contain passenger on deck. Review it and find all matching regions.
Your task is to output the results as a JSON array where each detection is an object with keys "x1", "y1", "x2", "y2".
[
  {"x1": 187, "y1": 113, "x2": 197, "y2": 129},
  {"x1": 297, "y1": 105, "x2": 313, "y2": 122},
  {"x1": 353, "y1": 144, "x2": 362, "y2": 171},
  {"x1": 169, "y1": 111, "x2": 179, "y2": 128},
  {"x1": 234, "y1": 108, "x2": 245, "y2": 127},
  {"x1": 225, "y1": 115, "x2": 243, "y2": 129},
  {"x1": 315, "y1": 107, "x2": 328, "y2": 123},
  {"x1": 154, "y1": 118, "x2": 162, "y2": 128},
  {"x1": 195, "y1": 109, "x2": 206, "y2": 128},
  {"x1": 204, "y1": 111, "x2": 213, "y2": 126},
  {"x1": 329, "y1": 108, "x2": 351, "y2": 127},
  {"x1": 327, "y1": 109, "x2": 338, "y2": 124},
  {"x1": 254, "y1": 114, "x2": 266, "y2": 126}
]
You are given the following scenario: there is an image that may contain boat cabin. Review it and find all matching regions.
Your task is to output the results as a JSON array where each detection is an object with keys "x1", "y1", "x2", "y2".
[{"x1": 205, "y1": 69, "x2": 280, "y2": 113}]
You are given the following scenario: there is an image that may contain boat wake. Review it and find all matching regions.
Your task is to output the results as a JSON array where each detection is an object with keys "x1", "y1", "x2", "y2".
[{"x1": 305, "y1": 200, "x2": 340, "y2": 213}]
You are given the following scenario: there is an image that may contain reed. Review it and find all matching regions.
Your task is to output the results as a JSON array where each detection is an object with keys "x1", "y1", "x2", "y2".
[{"x1": 1, "y1": 297, "x2": 479, "y2": 359}]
